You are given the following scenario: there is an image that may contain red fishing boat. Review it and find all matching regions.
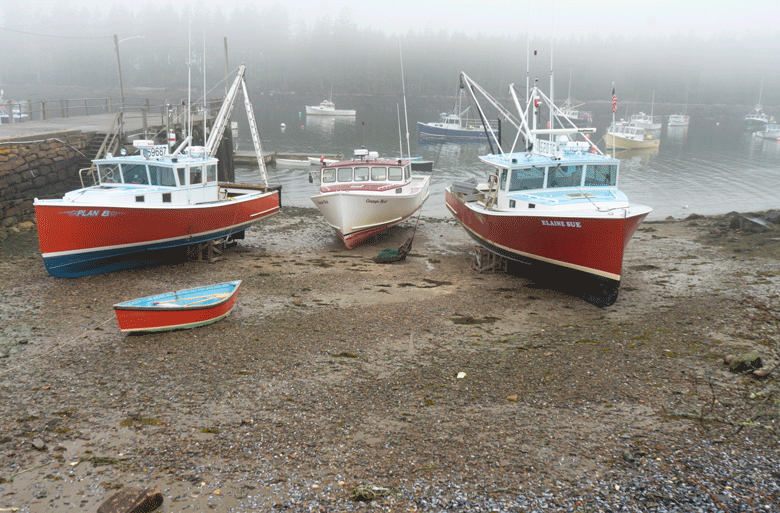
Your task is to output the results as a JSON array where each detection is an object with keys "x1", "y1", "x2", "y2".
[
  {"x1": 445, "y1": 73, "x2": 652, "y2": 306},
  {"x1": 34, "y1": 65, "x2": 280, "y2": 277}
]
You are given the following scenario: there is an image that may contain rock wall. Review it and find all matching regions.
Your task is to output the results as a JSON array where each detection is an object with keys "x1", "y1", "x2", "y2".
[{"x1": 0, "y1": 133, "x2": 93, "y2": 237}]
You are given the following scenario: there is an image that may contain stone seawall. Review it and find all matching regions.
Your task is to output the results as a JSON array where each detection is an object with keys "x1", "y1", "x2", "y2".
[{"x1": 0, "y1": 132, "x2": 93, "y2": 238}]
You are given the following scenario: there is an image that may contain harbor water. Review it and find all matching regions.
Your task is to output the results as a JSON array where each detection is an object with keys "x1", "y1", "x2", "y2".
[{"x1": 235, "y1": 94, "x2": 780, "y2": 221}]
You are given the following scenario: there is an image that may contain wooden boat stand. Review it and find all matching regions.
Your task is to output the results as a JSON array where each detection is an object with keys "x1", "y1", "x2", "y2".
[
  {"x1": 188, "y1": 237, "x2": 237, "y2": 264},
  {"x1": 472, "y1": 246, "x2": 506, "y2": 274}
]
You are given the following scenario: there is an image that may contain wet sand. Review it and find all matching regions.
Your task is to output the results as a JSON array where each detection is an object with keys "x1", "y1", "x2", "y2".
[{"x1": 1, "y1": 208, "x2": 779, "y2": 511}]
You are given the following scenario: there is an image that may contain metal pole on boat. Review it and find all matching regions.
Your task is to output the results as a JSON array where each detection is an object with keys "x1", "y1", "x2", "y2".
[
  {"x1": 114, "y1": 34, "x2": 144, "y2": 143},
  {"x1": 113, "y1": 34, "x2": 125, "y2": 142},
  {"x1": 612, "y1": 82, "x2": 616, "y2": 158}
]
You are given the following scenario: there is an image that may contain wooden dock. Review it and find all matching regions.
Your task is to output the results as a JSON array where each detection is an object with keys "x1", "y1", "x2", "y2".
[{"x1": 234, "y1": 151, "x2": 343, "y2": 167}]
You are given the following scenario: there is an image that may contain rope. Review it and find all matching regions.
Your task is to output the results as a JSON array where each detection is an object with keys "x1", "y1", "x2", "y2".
[{"x1": 0, "y1": 315, "x2": 116, "y2": 379}]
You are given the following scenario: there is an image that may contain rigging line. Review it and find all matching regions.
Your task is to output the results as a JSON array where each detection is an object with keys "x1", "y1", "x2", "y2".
[
  {"x1": 0, "y1": 26, "x2": 112, "y2": 39},
  {"x1": 0, "y1": 315, "x2": 116, "y2": 380}
]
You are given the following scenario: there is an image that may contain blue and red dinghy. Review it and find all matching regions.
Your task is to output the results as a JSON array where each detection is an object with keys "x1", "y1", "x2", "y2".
[{"x1": 113, "y1": 280, "x2": 241, "y2": 334}]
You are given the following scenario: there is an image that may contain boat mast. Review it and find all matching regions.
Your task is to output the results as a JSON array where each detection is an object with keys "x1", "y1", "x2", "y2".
[
  {"x1": 397, "y1": 104, "x2": 403, "y2": 158},
  {"x1": 399, "y1": 42, "x2": 411, "y2": 160}
]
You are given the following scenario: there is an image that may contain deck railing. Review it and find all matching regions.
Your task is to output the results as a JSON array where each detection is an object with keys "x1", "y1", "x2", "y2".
[{"x1": 0, "y1": 97, "x2": 224, "y2": 125}]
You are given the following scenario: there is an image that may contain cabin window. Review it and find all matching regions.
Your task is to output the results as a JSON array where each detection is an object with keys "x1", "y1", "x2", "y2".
[
  {"x1": 98, "y1": 163, "x2": 121, "y2": 183},
  {"x1": 206, "y1": 164, "x2": 217, "y2": 182},
  {"x1": 162, "y1": 193, "x2": 171, "y2": 203},
  {"x1": 388, "y1": 166, "x2": 403, "y2": 181},
  {"x1": 371, "y1": 167, "x2": 387, "y2": 181},
  {"x1": 321, "y1": 168, "x2": 336, "y2": 183},
  {"x1": 509, "y1": 166, "x2": 544, "y2": 191},
  {"x1": 354, "y1": 166, "x2": 370, "y2": 182},
  {"x1": 190, "y1": 165, "x2": 203, "y2": 185},
  {"x1": 148, "y1": 165, "x2": 177, "y2": 187},
  {"x1": 135, "y1": 195, "x2": 144, "y2": 202},
  {"x1": 337, "y1": 167, "x2": 353, "y2": 182},
  {"x1": 547, "y1": 164, "x2": 583, "y2": 188},
  {"x1": 404, "y1": 166, "x2": 411, "y2": 180},
  {"x1": 176, "y1": 167, "x2": 186, "y2": 186},
  {"x1": 499, "y1": 169, "x2": 508, "y2": 190},
  {"x1": 121, "y1": 163, "x2": 149, "y2": 185},
  {"x1": 585, "y1": 164, "x2": 616, "y2": 187}
]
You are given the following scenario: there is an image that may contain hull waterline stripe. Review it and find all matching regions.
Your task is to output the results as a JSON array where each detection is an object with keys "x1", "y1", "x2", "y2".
[{"x1": 250, "y1": 206, "x2": 279, "y2": 218}]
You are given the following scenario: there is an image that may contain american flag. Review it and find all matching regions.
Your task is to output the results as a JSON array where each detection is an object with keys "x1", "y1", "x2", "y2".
[{"x1": 612, "y1": 86, "x2": 617, "y2": 114}]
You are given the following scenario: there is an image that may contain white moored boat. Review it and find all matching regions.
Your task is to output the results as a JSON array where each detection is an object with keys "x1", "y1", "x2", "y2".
[
  {"x1": 305, "y1": 99, "x2": 356, "y2": 116},
  {"x1": 756, "y1": 123, "x2": 780, "y2": 141},
  {"x1": 604, "y1": 120, "x2": 660, "y2": 150},
  {"x1": 310, "y1": 149, "x2": 430, "y2": 249}
]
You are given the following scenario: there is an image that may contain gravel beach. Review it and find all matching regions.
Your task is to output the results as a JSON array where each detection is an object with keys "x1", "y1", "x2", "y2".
[{"x1": 1, "y1": 207, "x2": 779, "y2": 512}]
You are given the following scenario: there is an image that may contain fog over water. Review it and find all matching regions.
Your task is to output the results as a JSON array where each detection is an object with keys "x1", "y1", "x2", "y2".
[{"x1": 2, "y1": 0, "x2": 779, "y2": 221}]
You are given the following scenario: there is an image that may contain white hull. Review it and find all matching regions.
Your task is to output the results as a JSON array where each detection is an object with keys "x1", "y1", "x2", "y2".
[
  {"x1": 604, "y1": 133, "x2": 660, "y2": 150},
  {"x1": 667, "y1": 114, "x2": 689, "y2": 127},
  {"x1": 311, "y1": 176, "x2": 430, "y2": 247},
  {"x1": 306, "y1": 106, "x2": 356, "y2": 116},
  {"x1": 275, "y1": 158, "x2": 311, "y2": 167}
]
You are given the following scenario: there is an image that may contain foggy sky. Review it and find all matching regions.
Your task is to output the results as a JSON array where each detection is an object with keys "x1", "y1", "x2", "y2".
[{"x1": 2, "y1": 0, "x2": 778, "y2": 40}]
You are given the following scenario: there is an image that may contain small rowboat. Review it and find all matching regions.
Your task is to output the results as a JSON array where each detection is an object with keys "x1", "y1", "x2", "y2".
[{"x1": 113, "y1": 281, "x2": 241, "y2": 333}]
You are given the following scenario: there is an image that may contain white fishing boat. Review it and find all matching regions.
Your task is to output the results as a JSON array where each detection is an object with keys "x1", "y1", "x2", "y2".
[
  {"x1": 309, "y1": 149, "x2": 430, "y2": 249},
  {"x1": 559, "y1": 70, "x2": 593, "y2": 127},
  {"x1": 745, "y1": 76, "x2": 770, "y2": 131},
  {"x1": 629, "y1": 91, "x2": 662, "y2": 130},
  {"x1": 418, "y1": 91, "x2": 500, "y2": 140},
  {"x1": 755, "y1": 123, "x2": 780, "y2": 141},
  {"x1": 445, "y1": 72, "x2": 652, "y2": 307},
  {"x1": 668, "y1": 87, "x2": 690, "y2": 127},
  {"x1": 604, "y1": 120, "x2": 660, "y2": 150},
  {"x1": 305, "y1": 88, "x2": 356, "y2": 117},
  {"x1": 667, "y1": 114, "x2": 689, "y2": 127}
]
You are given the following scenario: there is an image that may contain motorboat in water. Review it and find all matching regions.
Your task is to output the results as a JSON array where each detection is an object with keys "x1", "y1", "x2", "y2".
[
  {"x1": 745, "y1": 76, "x2": 770, "y2": 131},
  {"x1": 445, "y1": 72, "x2": 652, "y2": 307},
  {"x1": 667, "y1": 114, "x2": 689, "y2": 127},
  {"x1": 755, "y1": 123, "x2": 780, "y2": 141},
  {"x1": 604, "y1": 120, "x2": 660, "y2": 150},
  {"x1": 310, "y1": 149, "x2": 430, "y2": 249},
  {"x1": 745, "y1": 106, "x2": 770, "y2": 131},
  {"x1": 418, "y1": 91, "x2": 500, "y2": 140},
  {"x1": 34, "y1": 65, "x2": 282, "y2": 278},
  {"x1": 559, "y1": 71, "x2": 593, "y2": 127},
  {"x1": 629, "y1": 91, "x2": 662, "y2": 130},
  {"x1": 306, "y1": 99, "x2": 355, "y2": 116}
]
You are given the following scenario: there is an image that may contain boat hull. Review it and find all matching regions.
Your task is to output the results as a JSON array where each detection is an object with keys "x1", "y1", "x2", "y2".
[
  {"x1": 312, "y1": 177, "x2": 430, "y2": 249},
  {"x1": 445, "y1": 188, "x2": 650, "y2": 305},
  {"x1": 114, "y1": 281, "x2": 241, "y2": 333},
  {"x1": 418, "y1": 121, "x2": 495, "y2": 140},
  {"x1": 756, "y1": 130, "x2": 780, "y2": 141},
  {"x1": 604, "y1": 133, "x2": 660, "y2": 150},
  {"x1": 35, "y1": 188, "x2": 280, "y2": 278},
  {"x1": 306, "y1": 106, "x2": 355, "y2": 116}
]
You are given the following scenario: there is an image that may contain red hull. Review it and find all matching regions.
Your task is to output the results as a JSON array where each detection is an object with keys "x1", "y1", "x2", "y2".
[
  {"x1": 114, "y1": 291, "x2": 239, "y2": 333},
  {"x1": 36, "y1": 193, "x2": 279, "y2": 256},
  {"x1": 445, "y1": 189, "x2": 647, "y2": 281}
]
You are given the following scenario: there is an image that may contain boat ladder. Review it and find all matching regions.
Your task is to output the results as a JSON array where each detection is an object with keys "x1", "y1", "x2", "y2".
[{"x1": 484, "y1": 174, "x2": 499, "y2": 210}]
